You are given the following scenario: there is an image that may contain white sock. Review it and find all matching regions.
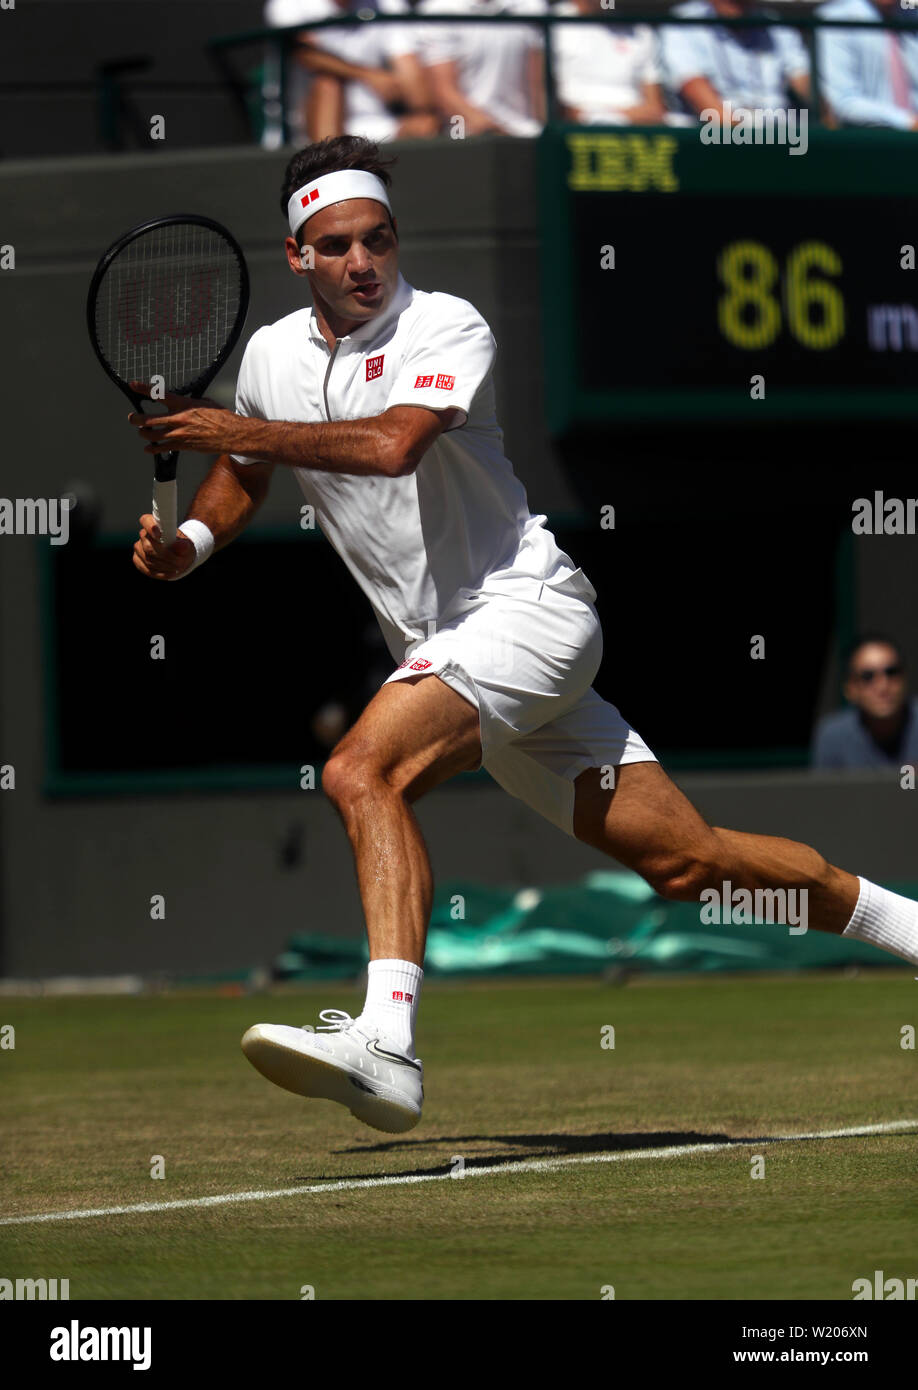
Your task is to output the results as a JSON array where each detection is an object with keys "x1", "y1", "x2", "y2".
[
  {"x1": 354, "y1": 959, "x2": 423, "y2": 1057},
  {"x1": 842, "y1": 877, "x2": 918, "y2": 966}
]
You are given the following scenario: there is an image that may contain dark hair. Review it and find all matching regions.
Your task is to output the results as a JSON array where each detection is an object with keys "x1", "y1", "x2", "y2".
[
  {"x1": 845, "y1": 632, "x2": 904, "y2": 673},
  {"x1": 280, "y1": 137, "x2": 398, "y2": 240}
]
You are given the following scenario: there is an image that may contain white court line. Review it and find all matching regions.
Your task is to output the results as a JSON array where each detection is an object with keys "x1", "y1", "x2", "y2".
[{"x1": 1, "y1": 1119, "x2": 915, "y2": 1228}]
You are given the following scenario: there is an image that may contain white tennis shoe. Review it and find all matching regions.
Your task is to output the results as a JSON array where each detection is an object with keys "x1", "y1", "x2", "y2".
[{"x1": 241, "y1": 1008, "x2": 424, "y2": 1134}]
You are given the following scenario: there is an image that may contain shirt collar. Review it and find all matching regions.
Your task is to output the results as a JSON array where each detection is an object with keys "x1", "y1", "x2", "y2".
[{"x1": 306, "y1": 272, "x2": 413, "y2": 349}]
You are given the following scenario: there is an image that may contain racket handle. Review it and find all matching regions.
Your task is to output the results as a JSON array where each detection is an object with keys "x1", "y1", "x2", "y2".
[{"x1": 153, "y1": 478, "x2": 178, "y2": 545}]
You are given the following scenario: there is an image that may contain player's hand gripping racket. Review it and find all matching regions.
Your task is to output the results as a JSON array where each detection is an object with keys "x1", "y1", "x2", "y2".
[{"x1": 86, "y1": 215, "x2": 249, "y2": 543}]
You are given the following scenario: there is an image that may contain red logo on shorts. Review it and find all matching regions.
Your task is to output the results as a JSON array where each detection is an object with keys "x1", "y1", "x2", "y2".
[
  {"x1": 392, "y1": 990, "x2": 414, "y2": 1003},
  {"x1": 414, "y1": 374, "x2": 434, "y2": 389},
  {"x1": 435, "y1": 374, "x2": 455, "y2": 390},
  {"x1": 366, "y1": 354, "x2": 384, "y2": 381}
]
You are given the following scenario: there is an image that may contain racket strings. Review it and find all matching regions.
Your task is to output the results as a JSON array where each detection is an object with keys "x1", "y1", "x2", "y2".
[{"x1": 94, "y1": 223, "x2": 243, "y2": 394}]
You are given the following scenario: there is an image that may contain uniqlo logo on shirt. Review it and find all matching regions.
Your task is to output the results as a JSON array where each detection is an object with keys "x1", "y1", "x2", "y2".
[
  {"x1": 414, "y1": 373, "x2": 434, "y2": 389},
  {"x1": 435, "y1": 374, "x2": 455, "y2": 390},
  {"x1": 366, "y1": 354, "x2": 384, "y2": 381}
]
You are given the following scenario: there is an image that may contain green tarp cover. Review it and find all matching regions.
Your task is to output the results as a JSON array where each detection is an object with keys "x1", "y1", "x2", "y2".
[{"x1": 274, "y1": 872, "x2": 907, "y2": 979}]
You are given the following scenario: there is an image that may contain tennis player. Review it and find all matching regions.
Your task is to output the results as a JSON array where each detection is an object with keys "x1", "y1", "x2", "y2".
[{"x1": 130, "y1": 136, "x2": 918, "y2": 1134}]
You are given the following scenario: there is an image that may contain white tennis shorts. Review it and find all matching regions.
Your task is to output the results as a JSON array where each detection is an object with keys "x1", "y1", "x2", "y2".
[{"x1": 383, "y1": 568, "x2": 657, "y2": 836}]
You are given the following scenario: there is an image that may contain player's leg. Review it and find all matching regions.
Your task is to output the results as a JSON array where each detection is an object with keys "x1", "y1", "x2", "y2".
[
  {"x1": 572, "y1": 762, "x2": 918, "y2": 961},
  {"x1": 572, "y1": 762, "x2": 858, "y2": 930},
  {"x1": 320, "y1": 670, "x2": 482, "y2": 965},
  {"x1": 241, "y1": 670, "x2": 481, "y2": 1132}
]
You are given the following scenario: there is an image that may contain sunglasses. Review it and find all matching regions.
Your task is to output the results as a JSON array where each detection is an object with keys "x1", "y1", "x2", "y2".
[{"x1": 853, "y1": 665, "x2": 904, "y2": 683}]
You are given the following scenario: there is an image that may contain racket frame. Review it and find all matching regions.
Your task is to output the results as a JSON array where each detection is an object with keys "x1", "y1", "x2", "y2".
[{"x1": 86, "y1": 213, "x2": 250, "y2": 540}]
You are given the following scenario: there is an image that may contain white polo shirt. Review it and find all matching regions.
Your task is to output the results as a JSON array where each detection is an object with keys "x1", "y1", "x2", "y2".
[
  {"x1": 231, "y1": 272, "x2": 584, "y2": 659},
  {"x1": 552, "y1": 10, "x2": 662, "y2": 124}
]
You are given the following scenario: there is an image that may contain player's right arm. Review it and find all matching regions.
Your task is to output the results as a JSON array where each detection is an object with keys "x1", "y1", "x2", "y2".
[{"x1": 132, "y1": 455, "x2": 275, "y2": 581}]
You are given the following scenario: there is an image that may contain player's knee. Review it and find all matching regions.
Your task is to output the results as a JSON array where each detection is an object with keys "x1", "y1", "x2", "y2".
[
  {"x1": 321, "y1": 747, "x2": 390, "y2": 810},
  {"x1": 321, "y1": 751, "x2": 372, "y2": 808}
]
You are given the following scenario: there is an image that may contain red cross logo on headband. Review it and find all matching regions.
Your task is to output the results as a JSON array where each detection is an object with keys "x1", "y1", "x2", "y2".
[{"x1": 301, "y1": 188, "x2": 320, "y2": 208}]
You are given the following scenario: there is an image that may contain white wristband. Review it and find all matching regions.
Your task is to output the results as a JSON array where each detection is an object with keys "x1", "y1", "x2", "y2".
[{"x1": 171, "y1": 518, "x2": 215, "y2": 580}]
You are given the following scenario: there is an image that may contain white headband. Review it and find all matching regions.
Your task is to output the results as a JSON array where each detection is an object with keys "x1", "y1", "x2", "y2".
[{"x1": 287, "y1": 170, "x2": 393, "y2": 237}]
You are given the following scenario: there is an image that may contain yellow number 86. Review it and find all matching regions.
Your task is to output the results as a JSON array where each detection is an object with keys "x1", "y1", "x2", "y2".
[{"x1": 717, "y1": 240, "x2": 845, "y2": 351}]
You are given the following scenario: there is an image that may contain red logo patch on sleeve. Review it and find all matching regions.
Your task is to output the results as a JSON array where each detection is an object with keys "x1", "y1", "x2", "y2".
[
  {"x1": 366, "y1": 354, "x2": 384, "y2": 381},
  {"x1": 414, "y1": 374, "x2": 434, "y2": 389},
  {"x1": 435, "y1": 374, "x2": 455, "y2": 390}
]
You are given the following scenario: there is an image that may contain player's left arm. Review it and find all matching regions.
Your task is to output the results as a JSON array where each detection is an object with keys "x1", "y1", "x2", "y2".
[
  {"x1": 129, "y1": 400, "x2": 457, "y2": 478},
  {"x1": 131, "y1": 302, "x2": 494, "y2": 473}
]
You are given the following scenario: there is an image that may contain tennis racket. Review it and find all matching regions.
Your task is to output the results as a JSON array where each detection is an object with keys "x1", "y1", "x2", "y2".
[{"x1": 87, "y1": 214, "x2": 250, "y2": 544}]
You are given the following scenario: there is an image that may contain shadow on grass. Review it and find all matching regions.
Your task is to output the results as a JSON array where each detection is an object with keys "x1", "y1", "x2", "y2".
[{"x1": 293, "y1": 1129, "x2": 770, "y2": 1183}]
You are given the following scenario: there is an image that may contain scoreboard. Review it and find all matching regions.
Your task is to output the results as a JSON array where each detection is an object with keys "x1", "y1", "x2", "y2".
[{"x1": 538, "y1": 126, "x2": 918, "y2": 431}]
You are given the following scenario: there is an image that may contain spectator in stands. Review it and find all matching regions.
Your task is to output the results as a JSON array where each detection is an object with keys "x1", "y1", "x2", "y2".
[
  {"x1": 811, "y1": 634, "x2": 918, "y2": 769},
  {"x1": 552, "y1": 2, "x2": 666, "y2": 124},
  {"x1": 661, "y1": 0, "x2": 811, "y2": 122},
  {"x1": 417, "y1": 0, "x2": 548, "y2": 137},
  {"x1": 265, "y1": 0, "x2": 437, "y2": 142},
  {"x1": 818, "y1": 0, "x2": 918, "y2": 129}
]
